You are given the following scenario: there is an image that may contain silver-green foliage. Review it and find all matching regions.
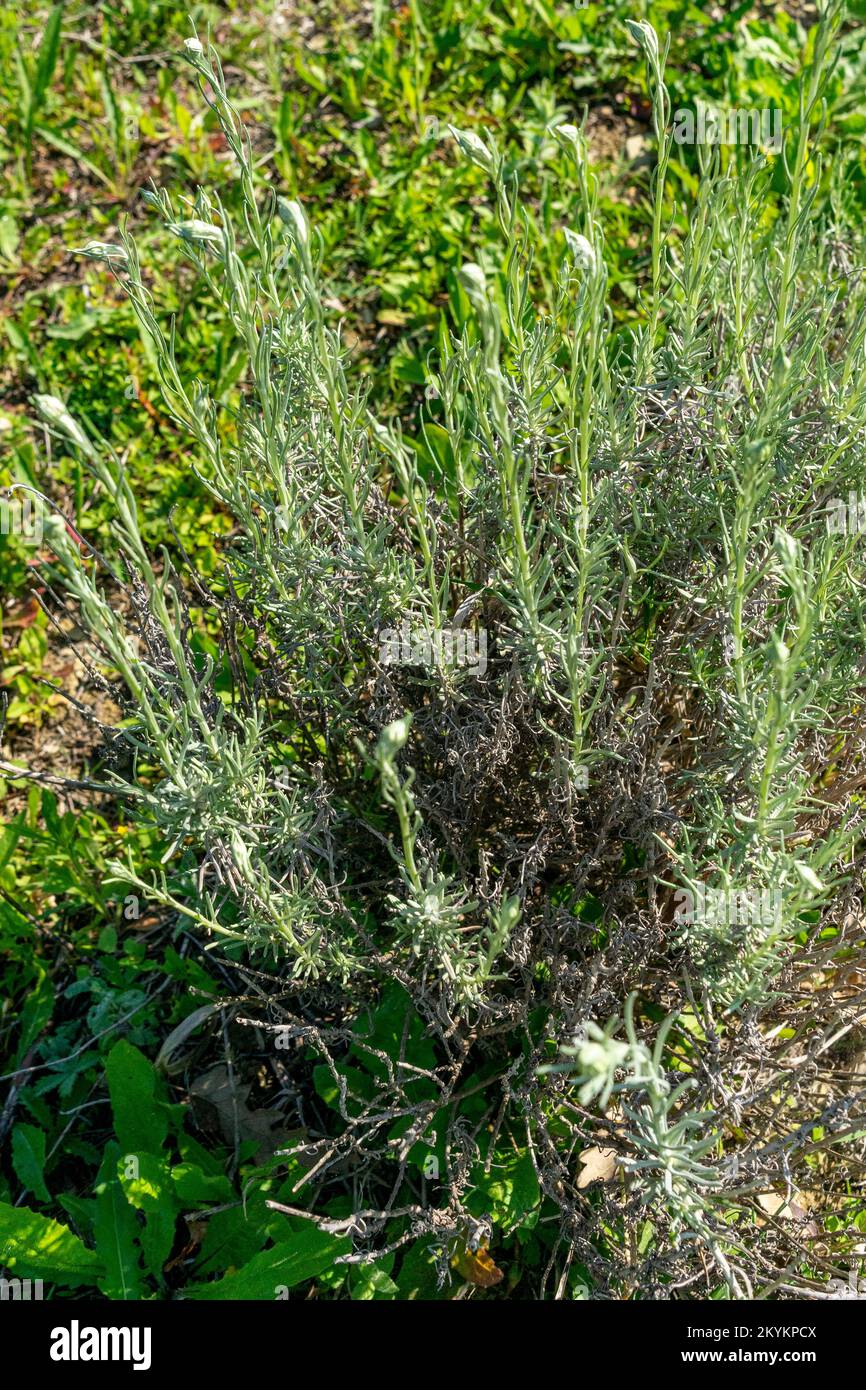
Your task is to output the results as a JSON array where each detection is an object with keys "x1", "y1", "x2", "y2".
[{"x1": 26, "y1": 3, "x2": 866, "y2": 1295}]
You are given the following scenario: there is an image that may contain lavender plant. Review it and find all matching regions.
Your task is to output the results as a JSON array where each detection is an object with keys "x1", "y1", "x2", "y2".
[{"x1": 21, "y1": 2, "x2": 866, "y2": 1297}]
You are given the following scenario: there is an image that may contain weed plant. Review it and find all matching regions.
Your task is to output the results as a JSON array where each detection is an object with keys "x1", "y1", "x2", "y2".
[{"x1": 9, "y1": 3, "x2": 866, "y2": 1297}]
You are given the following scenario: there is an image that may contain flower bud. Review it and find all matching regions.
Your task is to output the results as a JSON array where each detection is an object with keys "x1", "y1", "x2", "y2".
[
  {"x1": 167, "y1": 219, "x2": 223, "y2": 245},
  {"x1": 563, "y1": 229, "x2": 596, "y2": 272},
  {"x1": 72, "y1": 240, "x2": 129, "y2": 268},
  {"x1": 458, "y1": 261, "x2": 490, "y2": 313},
  {"x1": 277, "y1": 197, "x2": 309, "y2": 247},
  {"x1": 794, "y1": 862, "x2": 824, "y2": 894},
  {"x1": 447, "y1": 125, "x2": 496, "y2": 176},
  {"x1": 551, "y1": 123, "x2": 585, "y2": 163},
  {"x1": 33, "y1": 395, "x2": 96, "y2": 458},
  {"x1": 625, "y1": 18, "x2": 660, "y2": 67},
  {"x1": 377, "y1": 717, "x2": 412, "y2": 760}
]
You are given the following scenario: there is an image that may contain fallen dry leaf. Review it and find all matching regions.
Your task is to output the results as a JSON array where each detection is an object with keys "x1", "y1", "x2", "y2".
[
  {"x1": 757, "y1": 1191, "x2": 820, "y2": 1236},
  {"x1": 189, "y1": 1064, "x2": 306, "y2": 1164},
  {"x1": 163, "y1": 1218, "x2": 208, "y2": 1272},
  {"x1": 452, "y1": 1244, "x2": 504, "y2": 1288},
  {"x1": 577, "y1": 1145, "x2": 619, "y2": 1189}
]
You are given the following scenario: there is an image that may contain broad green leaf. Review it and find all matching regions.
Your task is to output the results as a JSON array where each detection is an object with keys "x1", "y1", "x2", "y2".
[
  {"x1": 312, "y1": 1060, "x2": 372, "y2": 1115},
  {"x1": 105, "y1": 1039, "x2": 169, "y2": 1154},
  {"x1": 350, "y1": 1261, "x2": 398, "y2": 1300},
  {"x1": 45, "y1": 312, "x2": 114, "y2": 342},
  {"x1": 0, "y1": 1201, "x2": 103, "y2": 1286},
  {"x1": 118, "y1": 1151, "x2": 172, "y2": 1212},
  {"x1": 177, "y1": 1130, "x2": 226, "y2": 1176},
  {"x1": 141, "y1": 1203, "x2": 176, "y2": 1284},
  {"x1": 351, "y1": 984, "x2": 436, "y2": 1085},
  {"x1": 193, "y1": 1203, "x2": 271, "y2": 1279},
  {"x1": 394, "y1": 1238, "x2": 447, "y2": 1300},
  {"x1": 15, "y1": 966, "x2": 54, "y2": 1065},
  {"x1": 0, "y1": 811, "x2": 25, "y2": 871},
  {"x1": 170, "y1": 1162, "x2": 234, "y2": 1206},
  {"x1": 93, "y1": 1148, "x2": 145, "y2": 1300},
  {"x1": 184, "y1": 1225, "x2": 349, "y2": 1300},
  {"x1": 469, "y1": 1148, "x2": 540, "y2": 1233},
  {"x1": 57, "y1": 1192, "x2": 97, "y2": 1241},
  {"x1": 118, "y1": 1153, "x2": 177, "y2": 1281},
  {"x1": 415, "y1": 421, "x2": 456, "y2": 482},
  {"x1": 11, "y1": 1123, "x2": 50, "y2": 1203}
]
